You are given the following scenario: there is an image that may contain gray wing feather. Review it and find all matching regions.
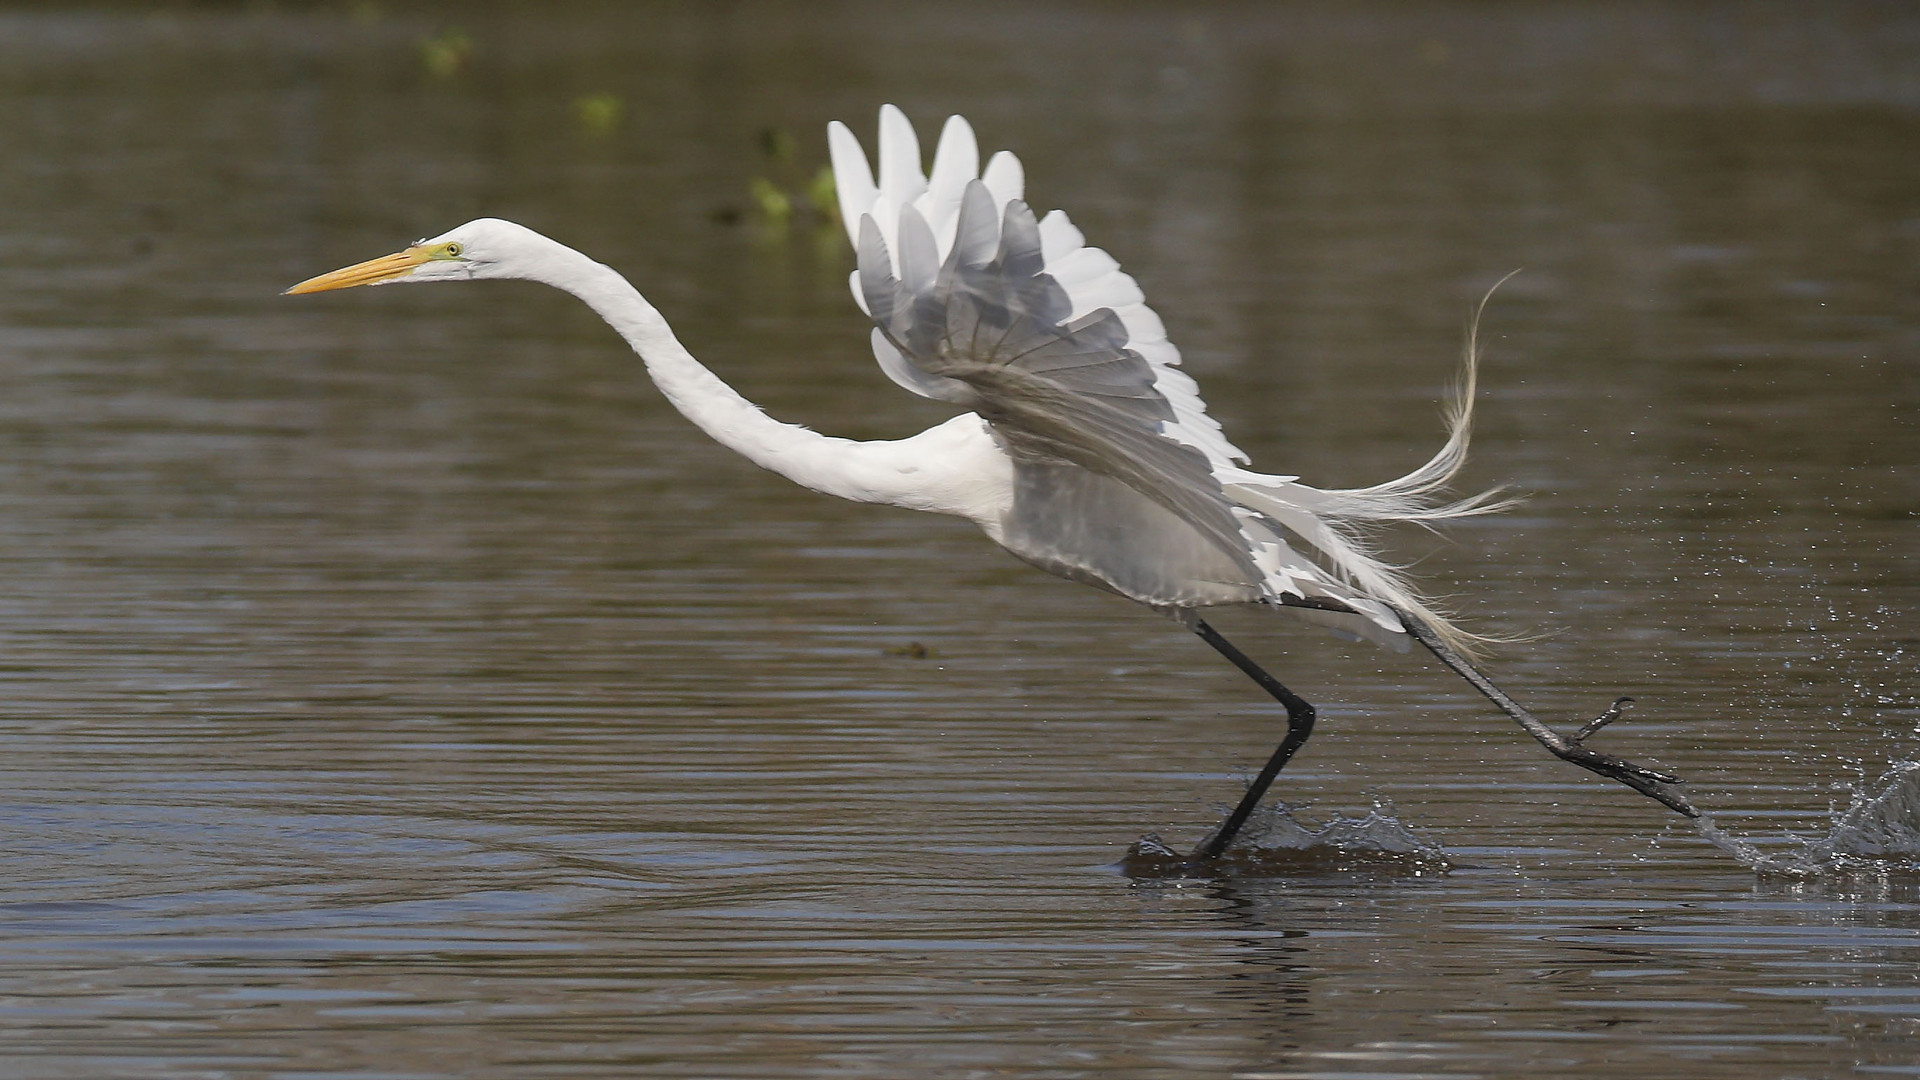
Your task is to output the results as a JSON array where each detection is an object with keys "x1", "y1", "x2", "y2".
[{"x1": 859, "y1": 180, "x2": 1259, "y2": 582}]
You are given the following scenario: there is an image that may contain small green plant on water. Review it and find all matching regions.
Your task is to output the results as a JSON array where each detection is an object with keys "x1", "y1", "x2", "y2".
[
  {"x1": 573, "y1": 92, "x2": 623, "y2": 136},
  {"x1": 748, "y1": 177, "x2": 793, "y2": 225},
  {"x1": 420, "y1": 30, "x2": 473, "y2": 78},
  {"x1": 744, "y1": 126, "x2": 839, "y2": 232}
]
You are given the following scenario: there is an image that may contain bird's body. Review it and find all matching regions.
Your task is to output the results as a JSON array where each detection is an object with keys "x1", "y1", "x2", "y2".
[{"x1": 289, "y1": 107, "x2": 1695, "y2": 860}]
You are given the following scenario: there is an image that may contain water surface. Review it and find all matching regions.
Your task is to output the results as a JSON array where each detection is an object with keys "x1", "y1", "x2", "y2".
[{"x1": 0, "y1": 3, "x2": 1916, "y2": 1076}]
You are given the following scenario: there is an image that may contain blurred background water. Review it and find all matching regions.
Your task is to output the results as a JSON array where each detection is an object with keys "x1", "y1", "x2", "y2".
[{"x1": 0, "y1": 2, "x2": 1916, "y2": 1076}]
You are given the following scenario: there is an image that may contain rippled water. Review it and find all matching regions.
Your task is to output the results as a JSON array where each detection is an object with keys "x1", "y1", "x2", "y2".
[{"x1": 1, "y1": 3, "x2": 1917, "y2": 1077}]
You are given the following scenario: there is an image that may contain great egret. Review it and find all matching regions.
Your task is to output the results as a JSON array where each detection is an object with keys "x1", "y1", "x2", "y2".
[{"x1": 287, "y1": 105, "x2": 1695, "y2": 860}]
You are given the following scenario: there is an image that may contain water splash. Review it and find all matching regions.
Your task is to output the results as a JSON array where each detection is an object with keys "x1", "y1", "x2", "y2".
[
  {"x1": 1698, "y1": 760, "x2": 1920, "y2": 881},
  {"x1": 1123, "y1": 800, "x2": 1452, "y2": 878}
]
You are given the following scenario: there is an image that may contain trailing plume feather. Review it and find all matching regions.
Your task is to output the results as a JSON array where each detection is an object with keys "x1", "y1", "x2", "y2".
[{"x1": 1232, "y1": 282, "x2": 1522, "y2": 658}]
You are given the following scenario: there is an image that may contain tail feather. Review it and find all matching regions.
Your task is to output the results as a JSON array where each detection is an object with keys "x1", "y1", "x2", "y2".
[
  {"x1": 1316, "y1": 278, "x2": 1519, "y2": 524},
  {"x1": 1231, "y1": 279, "x2": 1520, "y2": 659}
]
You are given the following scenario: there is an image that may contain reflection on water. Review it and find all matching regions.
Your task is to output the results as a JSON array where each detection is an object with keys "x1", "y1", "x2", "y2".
[{"x1": 1, "y1": 2, "x2": 1918, "y2": 1077}]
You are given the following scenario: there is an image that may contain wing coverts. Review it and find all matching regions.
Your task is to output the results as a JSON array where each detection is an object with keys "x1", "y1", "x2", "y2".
[{"x1": 858, "y1": 182, "x2": 1266, "y2": 604}]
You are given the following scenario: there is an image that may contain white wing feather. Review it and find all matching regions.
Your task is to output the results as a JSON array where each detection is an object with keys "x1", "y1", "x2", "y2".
[{"x1": 831, "y1": 107, "x2": 1249, "y2": 471}]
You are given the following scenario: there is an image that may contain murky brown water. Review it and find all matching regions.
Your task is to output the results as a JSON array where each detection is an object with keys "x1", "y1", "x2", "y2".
[{"x1": 0, "y1": 2, "x2": 1917, "y2": 1076}]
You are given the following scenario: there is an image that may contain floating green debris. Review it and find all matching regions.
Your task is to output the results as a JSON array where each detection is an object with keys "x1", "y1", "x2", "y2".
[
  {"x1": 725, "y1": 128, "x2": 840, "y2": 235},
  {"x1": 420, "y1": 30, "x2": 473, "y2": 78},
  {"x1": 748, "y1": 177, "x2": 792, "y2": 225},
  {"x1": 758, "y1": 126, "x2": 797, "y2": 165},
  {"x1": 805, "y1": 165, "x2": 838, "y2": 226},
  {"x1": 572, "y1": 92, "x2": 623, "y2": 136}
]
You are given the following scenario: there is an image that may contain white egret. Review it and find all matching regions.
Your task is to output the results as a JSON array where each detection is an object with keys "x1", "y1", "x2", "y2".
[{"x1": 288, "y1": 106, "x2": 1695, "y2": 861}]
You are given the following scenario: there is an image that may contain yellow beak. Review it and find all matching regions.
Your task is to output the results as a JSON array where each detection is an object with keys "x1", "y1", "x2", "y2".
[{"x1": 284, "y1": 247, "x2": 434, "y2": 295}]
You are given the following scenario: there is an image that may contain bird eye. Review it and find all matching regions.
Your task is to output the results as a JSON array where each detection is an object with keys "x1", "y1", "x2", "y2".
[{"x1": 444, "y1": 242, "x2": 464, "y2": 257}]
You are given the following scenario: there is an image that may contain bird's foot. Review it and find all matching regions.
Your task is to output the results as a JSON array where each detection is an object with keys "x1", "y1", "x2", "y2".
[
  {"x1": 1551, "y1": 696, "x2": 1696, "y2": 818},
  {"x1": 1571, "y1": 696, "x2": 1633, "y2": 745},
  {"x1": 1122, "y1": 834, "x2": 1213, "y2": 878}
]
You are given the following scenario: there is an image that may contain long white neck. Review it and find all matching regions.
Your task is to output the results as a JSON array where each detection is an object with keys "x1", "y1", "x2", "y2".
[
  {"x1": 543, "y1": 249, "x2": 808, "y2": 472},
  {"x1": 514, "y1": 238, "x2": 1010, "y2": 519}
]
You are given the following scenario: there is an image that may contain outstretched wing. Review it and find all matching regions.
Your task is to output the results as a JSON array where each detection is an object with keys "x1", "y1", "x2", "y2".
[
  {"x1": 824, "y1": 107, "x2": 1498, "y2": 650},
  {"x1": 828, "y1": 106, "x2": 1248, "y2": 470},
  {"x1": 855, "y1": 177, "x2": 1260, "y2": 586}
]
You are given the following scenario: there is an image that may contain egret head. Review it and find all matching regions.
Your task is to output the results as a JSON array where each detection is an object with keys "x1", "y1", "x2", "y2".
[{"x1": 284, "y1": 218, "x2": 555, "y2": 294}]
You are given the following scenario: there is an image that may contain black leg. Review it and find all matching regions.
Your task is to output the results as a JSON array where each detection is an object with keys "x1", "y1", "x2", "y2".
[
  {"x1": 1391, "y1": 607, "x2": 1699, "y2": 818},
  {"x1": 1188, "y1": 617, "x2": 1316, "y2": 859}
]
